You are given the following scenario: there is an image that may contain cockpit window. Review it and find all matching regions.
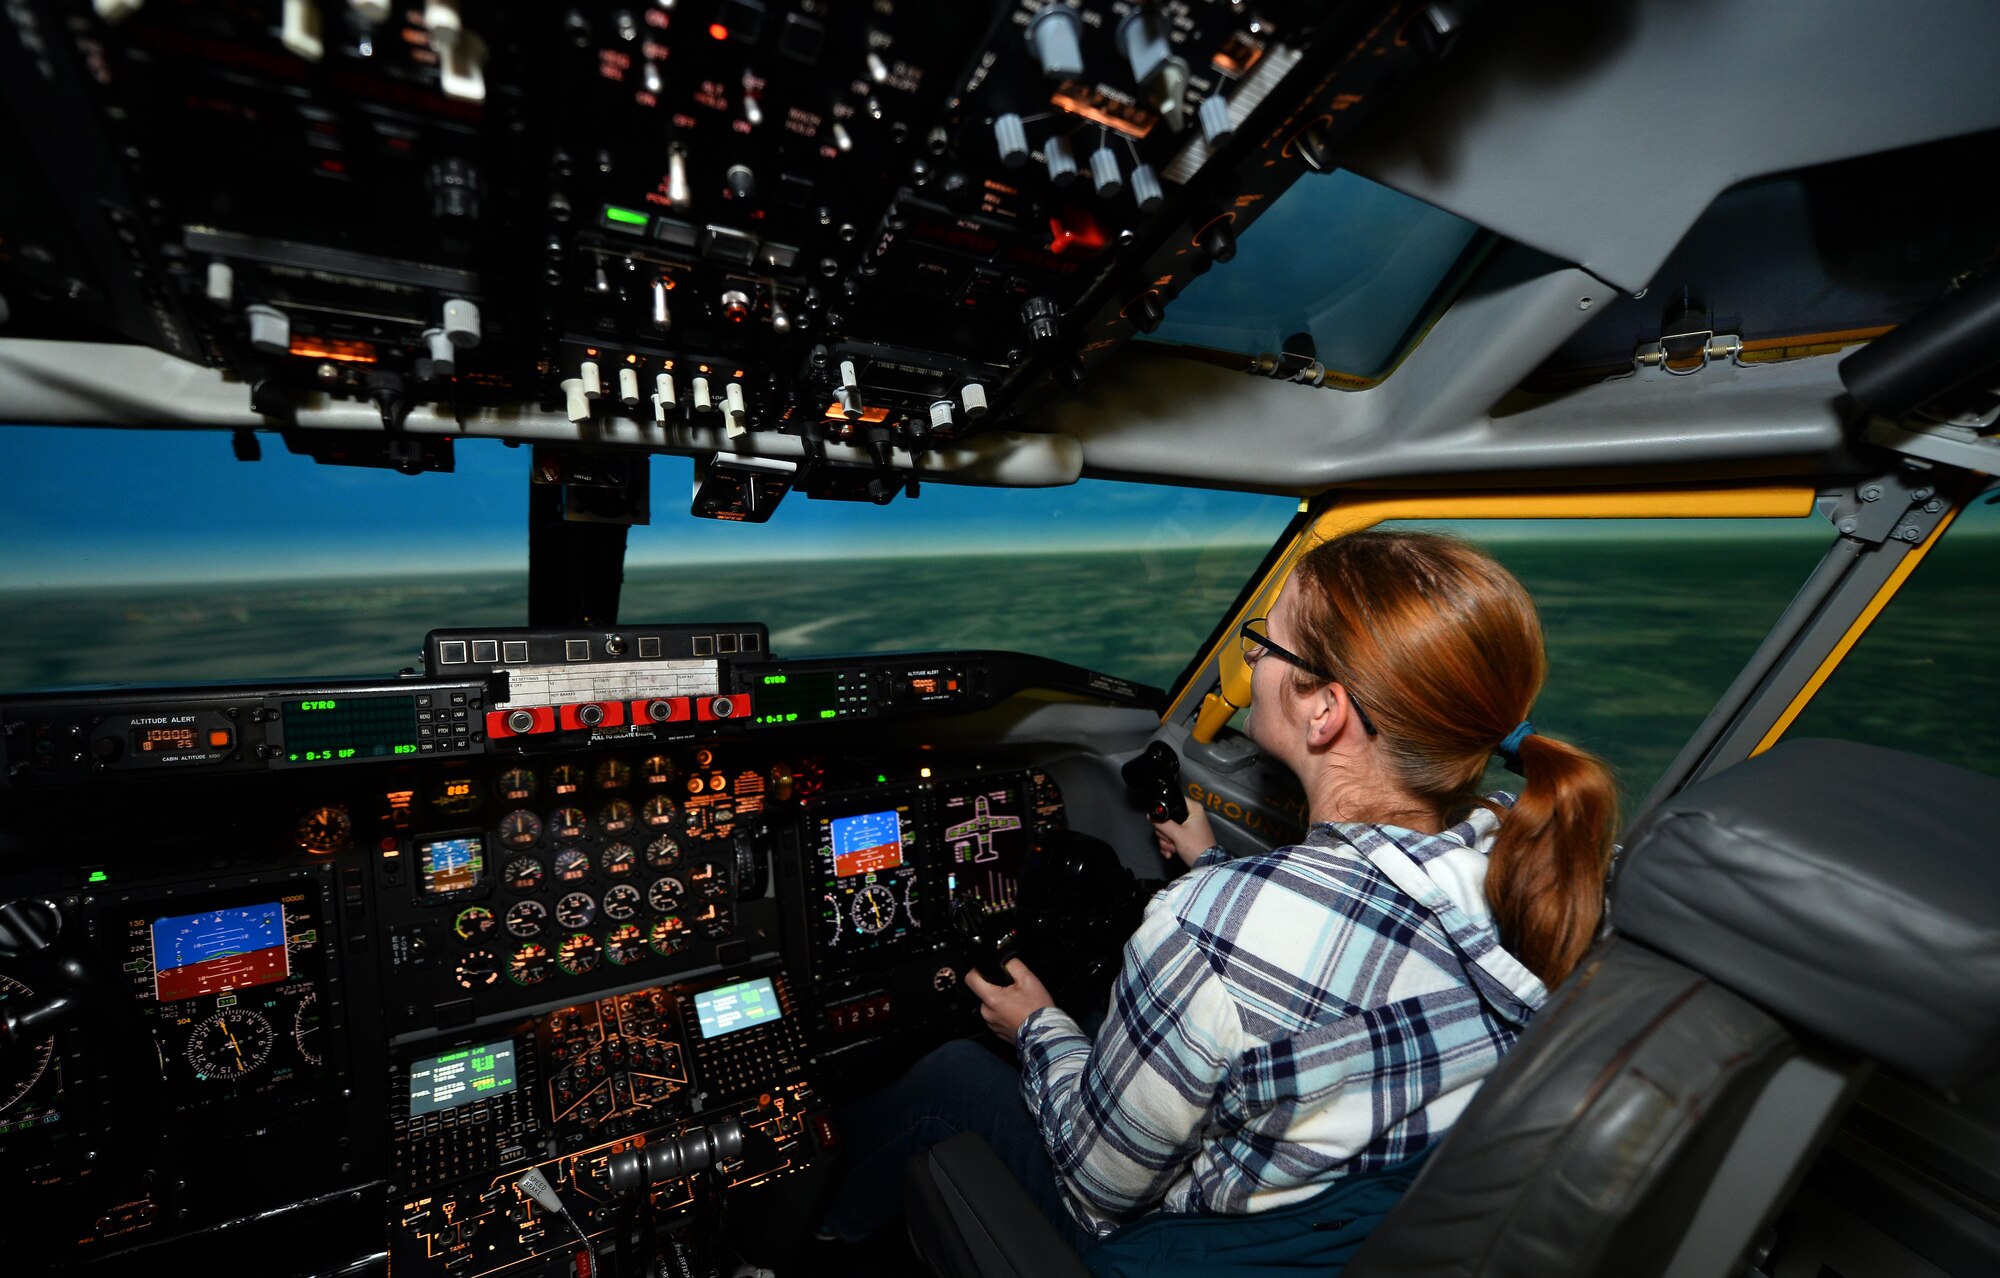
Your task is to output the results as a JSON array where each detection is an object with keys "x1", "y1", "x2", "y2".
[
  {"x1": 1784, "y1": 490, "x2": 2000, "y2": 776},
  {"x1": 1140, "y1": 169, "x2": 1484, "y2": 386},
  {"x1": 0, "y1": 425, "x2": 1297, "y2": 693},
  {"x1": 1385, "y1": 515, "x2": 1832, "y2": 809}
]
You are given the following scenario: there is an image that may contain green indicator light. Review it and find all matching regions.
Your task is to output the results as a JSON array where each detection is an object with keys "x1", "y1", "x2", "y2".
[
  {"x1": 603, "y1": 204, "x2": 650, "y2": 226},
  {"x1": 819, "y1": 709, "x2": 836, "y2": 719},
  {"x1": 763, "y1": 674, "x2": 787, "y2": 685},
  {"x1": 876, "y1": 774, "x2": 888, "y2": 784},
  {"x1": 87, "y1": 870, "x2": 108, "y2": 883}
]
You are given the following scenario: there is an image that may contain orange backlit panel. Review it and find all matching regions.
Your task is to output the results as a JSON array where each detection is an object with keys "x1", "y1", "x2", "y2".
[
  {"x1": 1050, "y1": 84, "x2": 1155, "y2": 139},
  {"x1": 289, "y1": 336, "x2": 378, "y2": 363},
  {"x1": 822, "y1": 402, "x2": 892, "y2": 422}
]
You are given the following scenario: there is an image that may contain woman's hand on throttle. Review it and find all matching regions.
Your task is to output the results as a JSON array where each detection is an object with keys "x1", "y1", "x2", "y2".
[
  {"x1": 1151, "y1": 805, "x2": 1216, "y2": 869},
  {"x1": 964, "y1": 958, "x2": 1054, "y2": 1041}
]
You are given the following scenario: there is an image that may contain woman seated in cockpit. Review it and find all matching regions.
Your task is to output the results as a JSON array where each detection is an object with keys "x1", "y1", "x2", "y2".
[{"x1": 817, "y1": 530, "x2": 1620, "y2": 1268}]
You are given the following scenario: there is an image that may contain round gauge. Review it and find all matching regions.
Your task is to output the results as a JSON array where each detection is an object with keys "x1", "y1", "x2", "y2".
[
  {"x1": 503, "y1": 856, "x2": 544, "y2": 894},
  {"x1": 932, "y1": 966, "x2": 959, "y2": 993},
  {"x1": 549, "y1": 808, "x2": 589, "y2": 841},
  {"x1": 682, "y1": 806, "x2": 705, "y2": 838},
  {"x1": 505, "y1": 899, "x2": 549, "y2": 939},
  {"x1": 791, "y1": 757, "x2": 826, "y2": 797},
  {"x1": 596, "y1": 758, "x2": 632, "y2": 791},
  {"x1": 707, "y1": 773, "x2": 728, "y2": 793},
  {"x1": 453, "y1": 905, "x2": 497, "y2": 941},
  {"x1": 296, "y1": 805, "x2": 351, "y2": 854},
  {"x1": 186, "y1": 1008, "x2": 275, "y2": 1082},
  {"x1": 498, "y1": 809, "x2": 543, "y2": 849},
  {"x1": 508, "y1": 943, "x2": 553, "y2": 986},
  {"x1": 549, "y1": 764, "x2": 586, "y2": 797},
  {"x1": 497, "y1": 767, "x2": 538, "y2": 802},
  {"x1": 851, "y1": 884, "x2": 897, "y2": 934},
  {"x1": 647, "y1": 876, "x2": 686, "y2": 913},
  {"x1": 684, "y1": 775, "x2": 705, "y2": 797},
  {"x1": 690, "y1": 861, "x2": 730, "y2": 899},
  {"x1": 605, "y1": 924, "x2": 645, "y2": 965},
  {"x1": 556, "y1": 932, "x2": 602, "y2": 976},
  {"x1": 696, "y1": 901, "x2": 733, "y2": 940},
  {"x1": 644, "y1": 833, "x2": 683, "y2": 871},
  {"x1": 555, "y1": 891, "x2": 597, "y2": 929},
  {"x1": 602, "y1": 883, "x2": 642, "y2": 921},
  {"x1": 641, "y1": 754, "x2": 677, "y2": 786},
  {"x1": 768, "y1": 761, "x2": 796, "y2": 801},
  {"x1": 649, "y1": 915, "x2": 689, "y2": 957},
  {"x1": 432, "y1": 775, "x2": 482, "y2": 814},
  {"x1": 0, "y1": 974, "x2": 54, "y2": 1117},
  {"x1": 902, "y1": 878, "x2": 923, "y2": 928},
  {"x1": 601, "y1": 842, "x2": 638, "y2": 878},
  {"x1": 292, "y1": 992, "x2": 323, "y2": 1066},
  {"x1": 641, "y1": 795, "x2": 679, "y2": 829},
  {"x1": 552, "y1": 848, "x2": 592, "y2": 882},
  {"x1": 456, "y1": 948, "x2": 500, "y2": 989},
  {"x1": 598, "y1": 799, "x2": 636, "y2": 836},
  {"x1": 694, "y1": 747, "x2": 715, "y2": 769}
]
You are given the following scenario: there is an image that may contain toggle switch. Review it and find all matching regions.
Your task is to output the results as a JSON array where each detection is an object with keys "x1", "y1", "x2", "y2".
[
  {"x1": 1130, "y1": 162, "x2": 1163, "y2": 213},
  {"x1": 1090, "y1": 148, "x2": 1122, "y2": 198},
  {"x1": 657, "y1": 373, "x2": 677, "y2": 411},
  {"x1": 667, "y1": 148, "x2": 692, "y2": 209},
  {"x1": 619, "y1": 366, "x2": 641, "y2": 409},
  {"x1": 245, "y1": 304, "x2": 289, "y2": 355},
  {"x1": 650, "y1": 279, "x2": 672, "y2": 331},
  {"x1": 281, "y1": 0, "x2": 324, "y2": 62},
  {"x1": 443, "y1": 298, "x2": 481, "y2": 347},
  {"x1": 561, "y1": 378, "x2": 590, "y2": 425},
  {"x1": 1045, "y1": 134, "x2": 1078, "y2": 187},
  {"x1": 929, "y1": 400, "x2": 955, "y2": 432},
  {"x1": 423, "y1": 0, "x2": 462, "y2": 51},
  {"x1": 350, "y1": 0, "x2": 390, "y2": 20},
  {"x1": 690, "y1": 376, "x2": 712, "y2": 413},
  {"x1": 424, "y1": 328, "x2": 456, "y2": 376},
  {"x1": 1026, "y1": 4, "x2": 1084, "y2": 80},
  {"x1": 580, "y1": 360, "x2": 603, "y2": 399},
  {"x1": 724, "y1": 382, "x2": 748, "y2": 436},
  {"x1": 839, "y1": 359, "x2": 859, "y2": 394},
  {"x1": 205, "y1": 261, "x2": 234, "y2": 306},
  {"x1": 994, "y1": 113, "x2": 1029, "y2": 168}
]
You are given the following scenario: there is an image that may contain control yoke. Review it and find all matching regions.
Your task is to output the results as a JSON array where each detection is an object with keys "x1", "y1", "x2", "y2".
[{"x1": 1121, "y1": 741, "x2": 1189, "y2": 824}]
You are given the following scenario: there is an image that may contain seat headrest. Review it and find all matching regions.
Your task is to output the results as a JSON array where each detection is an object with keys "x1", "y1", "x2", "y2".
[{"x1": 1614, "y1": 739, "x2": 2000, "y2": 1093}]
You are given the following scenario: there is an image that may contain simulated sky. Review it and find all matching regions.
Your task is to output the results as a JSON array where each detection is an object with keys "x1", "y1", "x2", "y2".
[{"x1": 0, "y1": 425, "x2": 1301, "y2": 588}]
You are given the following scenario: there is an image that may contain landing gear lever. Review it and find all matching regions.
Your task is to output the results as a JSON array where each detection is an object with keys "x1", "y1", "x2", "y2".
[{"x1": 950, "y1": 897, "x2": 1020, "y2": 987}]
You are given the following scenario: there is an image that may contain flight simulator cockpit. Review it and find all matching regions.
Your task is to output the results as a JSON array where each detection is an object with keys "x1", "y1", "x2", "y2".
[{"x1": 5, "y1": 0, "x2": 2000, "y2": 1276}]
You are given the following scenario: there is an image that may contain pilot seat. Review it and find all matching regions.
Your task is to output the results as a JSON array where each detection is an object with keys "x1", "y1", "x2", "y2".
[{"x1": 902, "y1": 738, "x2": 2000, "y2": 1278}]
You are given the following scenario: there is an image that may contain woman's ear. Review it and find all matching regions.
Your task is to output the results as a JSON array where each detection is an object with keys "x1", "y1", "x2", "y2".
[{"x1": 1303, "y1": 683, "x2": 1351, "y2": 749}]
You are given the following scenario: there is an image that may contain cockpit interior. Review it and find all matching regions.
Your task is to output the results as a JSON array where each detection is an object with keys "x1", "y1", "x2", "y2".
[{"x1": 2, "y1": 1, "x2": 1997, "y2": 1275}]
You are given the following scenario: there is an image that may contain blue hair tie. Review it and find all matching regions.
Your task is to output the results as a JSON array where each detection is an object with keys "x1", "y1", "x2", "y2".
[{"x1": 1497, "y1": 720, "x2": 1535, "y2": 775}]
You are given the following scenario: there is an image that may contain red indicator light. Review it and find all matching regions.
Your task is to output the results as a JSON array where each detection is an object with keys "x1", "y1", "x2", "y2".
[{"x1": 709, "y1": 23, "x2": 728, "y2": 40}]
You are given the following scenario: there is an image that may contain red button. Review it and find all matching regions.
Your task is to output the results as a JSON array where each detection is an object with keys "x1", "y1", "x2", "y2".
[{"x1": 208, "y1": 729, "x2": 233, "y2": 748}]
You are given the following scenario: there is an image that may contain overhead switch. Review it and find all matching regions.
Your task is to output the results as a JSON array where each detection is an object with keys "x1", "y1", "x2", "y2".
[
  {"x1": 205, "y1": 261, "x2": 234, "y2": 306},
  {"x1": 1090, "y1": 148, "x2": 1122, "y2": 198},
  {"x1": 960, "y1": 383, "x2": 988, "y2": 419},
  {"x1": 443, "y1": 298, "x2": 481, "y2": 346},
  {"x1": 580, "y1": 360, "x2": 603, "y2": 399},
  {"x1": 724, "y1": 382, "x2": 749, "y2": 436},
  {"x1": 1199, "y1": 93, "x2": 1234, "y2": 148},
  {"x1": 245, "y1": 304, "x2": 289, "y2": 355},
  {"x1": 1045, "y1": 134, "x2": 1078, "y2": 186},
  {"x1": 1026, "y1": 5, "x2": 1084, "y2": 80},
  {"x1": 619, "y1": 366, "x2": 642, "y2": 409},
  {"x1": 994, "y1": 114, "x2": 1029, "y2": 168},
  {"x1": 1130, "y1": 163, "x2": 1163, "y2": 213},
  {"x1": 424, "y1": 328, "x2": 456, "y2": 376},
  {"x1": 690, "y1": 376, "x2": 712, "y2": 413},
  {"x1": 281, "y1": 0, "x2": 325, "y2": 62},
  {"x1": 561, "y1": 378, "x2": 590, "y2": 424}
]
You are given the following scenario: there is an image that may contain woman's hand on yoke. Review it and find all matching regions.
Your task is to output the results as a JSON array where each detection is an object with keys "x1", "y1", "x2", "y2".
[
  {"x1": 1152, "y1": 804, "x2": 1216, "y2": 869},
  {"x1": 965, "y1": 958, "x2": 1055, "y2": 1041}
]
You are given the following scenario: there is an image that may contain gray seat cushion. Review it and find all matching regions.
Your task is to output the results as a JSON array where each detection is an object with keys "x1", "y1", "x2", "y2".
[{"x1": 1614, "y1": 738, "x2": 2000, "y2": 1093}]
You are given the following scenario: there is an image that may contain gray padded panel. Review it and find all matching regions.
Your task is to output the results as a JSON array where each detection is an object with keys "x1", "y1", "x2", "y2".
[
  {"x1": 1614, "y1": 739, "x2": 2000, "y2": 1093},
  {"x1": 1346, "y1": 940, "x2": 1797, "y2": 1278},
  {"x1": 906, "y1": 1131, "x2": 1092, "y2": 1278}
]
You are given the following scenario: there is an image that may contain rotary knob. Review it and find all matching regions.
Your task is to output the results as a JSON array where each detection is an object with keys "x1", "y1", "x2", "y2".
[
  {"x1": 1025, "y1": 5, "x2": 1083, "y2": 80},
  {"x1": 994, "y1": 113, "x2": 1029, "y2": 168}
]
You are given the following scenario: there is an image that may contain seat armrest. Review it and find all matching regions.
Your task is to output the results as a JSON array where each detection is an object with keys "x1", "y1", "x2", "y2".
[{"x1": 905, "y1": 1131, "x2": 1092, "y2": 1278}]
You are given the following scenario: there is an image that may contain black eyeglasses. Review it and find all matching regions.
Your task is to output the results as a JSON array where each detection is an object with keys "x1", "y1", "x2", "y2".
[{"x1": 1239, "y1": 617, "x2": 1379, "y2": 736}]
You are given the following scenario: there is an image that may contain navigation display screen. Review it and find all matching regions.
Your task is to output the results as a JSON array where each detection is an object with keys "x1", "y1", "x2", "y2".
[
  {"x1": 941, "y1": 779, "x2": 1032, "y2": 914},
  {"x1": 694, "y1": 978, "x2": 782, "y2": 1039},
  {"x1": 418, "y1": 834, "x2": 486, "y2": 898},
  {"x1": 409, "y1": 1039, "x2": 517, "y2": 1117},
  {"x1": 830, "y1": 809, "x2": 903, "y2": 878},
  {"x1": 151, "y1": 903, "x2": 290, "y2": 1001}
]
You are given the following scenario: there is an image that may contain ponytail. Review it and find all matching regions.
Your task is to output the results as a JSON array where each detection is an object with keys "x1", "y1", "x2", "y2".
[
  {"x1": 1288, "y1": 531, "x2": 1620, "y2": 988},
  {"x1": 1482, "y1": 732, "x2": 1618, "y2": 987}
]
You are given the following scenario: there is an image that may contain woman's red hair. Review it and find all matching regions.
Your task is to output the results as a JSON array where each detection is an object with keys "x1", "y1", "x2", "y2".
[{"x1": 1287, "y1": 530, "x2": 1618, "y2": 987}]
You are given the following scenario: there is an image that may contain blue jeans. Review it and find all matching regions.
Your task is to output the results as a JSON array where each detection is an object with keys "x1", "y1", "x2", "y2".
[{"x1": 817, "y1": 1037, "x2": 1099, "y2": 1254}]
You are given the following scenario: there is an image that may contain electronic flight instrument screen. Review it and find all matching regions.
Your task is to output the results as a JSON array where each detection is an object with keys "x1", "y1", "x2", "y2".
[
  {"x1": 940, "y1": 777, "x2": 1034, "y2": 914},
  {"x1": 693, "y1": 978, "x2": 783, "y2": 1039},
  {"x1": 808, "y1": 791, "x2": 930, "y2": 974},
  {"x1": 407, "y1": 1039, "x2": 518, "y2": 1117},
  {"x1": 110, "y1": 874, "x2": 339, "y2": 1110}
]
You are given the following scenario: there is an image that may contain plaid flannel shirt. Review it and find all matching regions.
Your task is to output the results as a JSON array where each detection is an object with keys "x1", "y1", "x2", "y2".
[{"x1": 1016, "y1": 798, "x2": 1546, "y2": 1238}]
